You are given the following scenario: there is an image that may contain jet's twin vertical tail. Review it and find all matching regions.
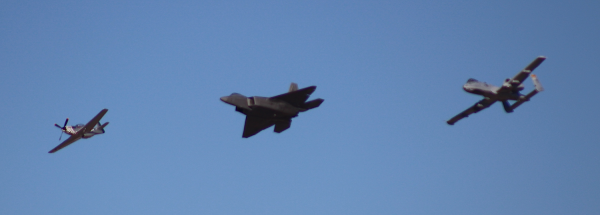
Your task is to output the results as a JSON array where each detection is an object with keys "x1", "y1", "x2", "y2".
[
  {"x1": 510, "y1": 74, "x2": 544, "y2": 110},
  {"x1": 286, "y1": 82, "x2": 324, "y2": 111},
  {"x1": 271, "y1": 84, "x2": 317, "y2": 107},
  {"x1": 531, "y1": 74, "x2": 544, "y2": 92},
  {"x1": 289, "y1": 83, "x2": 298, "y2": 92}
]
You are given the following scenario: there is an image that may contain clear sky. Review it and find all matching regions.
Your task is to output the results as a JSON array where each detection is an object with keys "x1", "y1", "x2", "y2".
[{"x1": 1, "y1": 1, "x2": 599, "y2": 214}]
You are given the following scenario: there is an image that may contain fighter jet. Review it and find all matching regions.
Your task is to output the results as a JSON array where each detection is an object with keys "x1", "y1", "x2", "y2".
[
  {"x1": 220, "y1": 83, "x2": 324, "y2": 138},
  {"x1": 447, "y1": 56, "x2": 546, "y2": 125},
  {"x1": 49, "y1": 109, "x2": 109, "y2": 153}
]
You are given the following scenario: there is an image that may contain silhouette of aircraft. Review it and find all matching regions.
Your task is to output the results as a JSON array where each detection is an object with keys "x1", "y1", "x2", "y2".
[{"x1": 221, "y1": 83, "x2": 323, "y2": 138}]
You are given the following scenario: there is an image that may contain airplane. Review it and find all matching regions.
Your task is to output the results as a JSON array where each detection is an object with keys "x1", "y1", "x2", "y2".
[
  {"x1": 220, "y1": 83, "x2": 324, "y2": 138},
  {"x1": 49, "y1": 109, "x2": 109, "y2": 153},
  {"x1": 447, "y1": 56, "x2": 546, "y2": 125}
]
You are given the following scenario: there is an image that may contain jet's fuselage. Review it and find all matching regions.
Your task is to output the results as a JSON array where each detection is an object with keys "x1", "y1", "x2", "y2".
[
  {"x1": 220, "y1": 94, "x2": 300, "y2": 119},
  {"x1": 462, "y1": 80, "x2": 523, "y2": 101}
]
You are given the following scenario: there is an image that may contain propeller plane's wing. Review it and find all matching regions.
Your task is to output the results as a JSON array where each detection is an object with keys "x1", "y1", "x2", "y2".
[
  {"x1": 242, "y1": 115, "x2": 275, "y2": 138},
  {"x1": 48, "y1": 134, "x2": 82, "y2": 153},
  {"x1": 48, "y1": 109, "x2": 108, "y2": 153},
  {"x1": 447, "y1": 98, "x2": 497, "y2": 125}
]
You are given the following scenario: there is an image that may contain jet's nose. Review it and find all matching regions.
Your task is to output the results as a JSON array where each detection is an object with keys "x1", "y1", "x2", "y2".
[
  {"x1": 463, "y1": 85, "x2": 473, "y2": 92},
  {"x1": 220, "y1": 96, "x2": 229, "y2": 103}
]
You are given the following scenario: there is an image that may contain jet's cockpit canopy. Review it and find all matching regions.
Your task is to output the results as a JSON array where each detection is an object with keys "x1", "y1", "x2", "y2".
[{"x1": 467, "y1": 78, "x2": 479, "y2": 83}]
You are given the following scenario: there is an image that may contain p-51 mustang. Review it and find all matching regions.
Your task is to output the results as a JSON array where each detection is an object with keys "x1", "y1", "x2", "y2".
[
  {"x1": 49, "y1": 109, "x2": 109, "y2": 153},
  {"x1": 220, "y1": 83, "x2": 324, "y2": 138},
  {"x1": 447, "y1": 56, "x2": 546, "y2": 125}
]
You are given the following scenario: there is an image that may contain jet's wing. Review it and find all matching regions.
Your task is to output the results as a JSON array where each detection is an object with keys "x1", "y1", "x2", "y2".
[
  {"x1": 48, "y1": 133, "x2": 82, "y2": 153},
  {"x1": 270, "y1": 86, "x2": 316, "y2": 107},
  {"x1": 447, "y1": 98, "x2": 497, "y2": 125},
  {"x1": 497, "y1": 56, "x2": 546, "y2": 94},
  {"x1": 512, "y1": 56, "x2": 546, "y2": 83},
  {"x1": 274, "y1": 119, "x2": 291, "y2": 133},
  {"x1": 242, "y1": 115, "x2": 275, "y2": 138}
]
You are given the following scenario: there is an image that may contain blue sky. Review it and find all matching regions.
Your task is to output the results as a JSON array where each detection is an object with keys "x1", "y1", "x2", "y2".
[{"x1": 1, "y1": 1, "x2": 599, "y2": 214}]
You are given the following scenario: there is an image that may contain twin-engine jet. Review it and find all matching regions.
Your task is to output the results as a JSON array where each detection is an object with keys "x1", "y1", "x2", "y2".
[
  {"x1": 447, "y1": 56, "x2": 546, "y2": 125},
  {"x1": 221, "y1": 83, "x2": 324, "y2": 138},
  {"x1": 49, "y1": 109, "x2": 109, "y2": 153}
]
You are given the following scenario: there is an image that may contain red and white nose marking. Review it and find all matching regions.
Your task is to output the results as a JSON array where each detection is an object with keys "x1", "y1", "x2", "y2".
[{"x1": 66, "y1": 126, "x2": 75, "y2": 135}]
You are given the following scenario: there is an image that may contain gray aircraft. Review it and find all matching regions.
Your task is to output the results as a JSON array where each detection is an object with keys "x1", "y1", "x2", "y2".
[
  {"x1": 447, "y1": 56, "x2": 546, "y2": 125},
  {"x1": 220, "y1": 83, "x2": 324, "y2": 138}
]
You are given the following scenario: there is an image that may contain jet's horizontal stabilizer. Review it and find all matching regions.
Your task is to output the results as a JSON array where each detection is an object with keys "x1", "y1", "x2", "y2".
[{"x1": 302, "y1": 99, "x2": 324, "y2": 111}]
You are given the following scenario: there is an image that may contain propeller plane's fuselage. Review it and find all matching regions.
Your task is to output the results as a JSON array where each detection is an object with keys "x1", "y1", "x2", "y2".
[{"x1": 61, "y1": 124, "x2": 106, "y2": 139}]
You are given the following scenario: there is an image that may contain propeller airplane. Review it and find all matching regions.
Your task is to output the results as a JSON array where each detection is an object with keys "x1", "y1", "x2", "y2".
[{"x1": 49, "y1": 109, "x2": 109, "y2": 153}]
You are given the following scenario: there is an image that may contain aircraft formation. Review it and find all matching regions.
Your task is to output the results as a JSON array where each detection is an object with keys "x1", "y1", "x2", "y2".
[{"x1": 49, "y1": 56, "x2": 547, "y2": 153}]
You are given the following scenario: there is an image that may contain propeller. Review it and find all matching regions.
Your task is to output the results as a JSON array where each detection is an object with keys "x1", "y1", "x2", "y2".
[{"x1": 55, "y1": 118, "x2": 68, "y2": 140}]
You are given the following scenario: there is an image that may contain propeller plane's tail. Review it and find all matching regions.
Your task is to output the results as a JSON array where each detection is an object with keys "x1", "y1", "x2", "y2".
[{"x1": 94, "y1": 122, "x2": 109, "y2": 134}]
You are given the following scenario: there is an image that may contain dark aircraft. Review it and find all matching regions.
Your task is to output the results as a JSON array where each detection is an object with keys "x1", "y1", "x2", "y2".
[
  {"x1": 447, "y1": 56, "x2": 546, "y2": 125},
  {"x1": 220, "y1": 83, "x2": 324, "y2": 138},
  {"x1": 49, "y1": 109, "x2": 109, "y2": 153}
]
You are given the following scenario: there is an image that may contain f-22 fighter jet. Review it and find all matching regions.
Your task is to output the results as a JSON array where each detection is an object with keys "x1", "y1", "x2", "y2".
[
  {"x1": 447, "y1": 56, "x2": 546, "y2": 125},
  {"x1": 49, "y1": 109, "x2": 109, "y2": 153},
  {"x1": 221, "y1": 83, "x2": 324, "y2": 138}
]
